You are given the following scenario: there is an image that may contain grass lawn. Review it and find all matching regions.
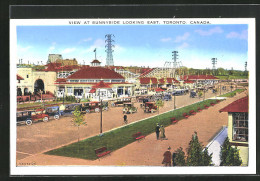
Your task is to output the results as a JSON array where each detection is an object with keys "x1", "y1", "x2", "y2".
[
  {"x1": 45, "y1": 98, "x2": 219, "y2": 160},
  {"x1": 219, "y1": 89, "x2": 245, "y2": 97},
  {"x1": 17, "y1": 101, "x2": 77, "y2": 110}
]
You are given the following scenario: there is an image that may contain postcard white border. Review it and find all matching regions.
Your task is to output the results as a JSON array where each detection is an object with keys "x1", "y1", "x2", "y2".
[{"x1": 10, "y1": 18, "x2": 256, "y2": 175}]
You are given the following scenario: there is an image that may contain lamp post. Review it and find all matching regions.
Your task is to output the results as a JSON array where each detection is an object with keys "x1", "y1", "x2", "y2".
[
  {"x1": 174, "y1": 93, "x2": 176, "y2": 109},
  {"x1": 99, "y1": 88, "x2": 103, "y2": 134}
]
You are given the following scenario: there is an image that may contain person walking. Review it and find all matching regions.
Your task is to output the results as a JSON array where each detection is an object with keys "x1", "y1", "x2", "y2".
[
  {"x1": 162, "y1": 146, "x2": 172, "y2": 166},
  {"x1": 123, "y1": 114, "x2": 128, "y2": 124},
  {"x1": 159, "y1": 125, "x2": 166, "y2": 140},
  {"x1": 155, "y1": 123, "x2": 160, "y2": 140},
  {"x1": 172, "y1": 152, "x2": 177, "y2": 166}
]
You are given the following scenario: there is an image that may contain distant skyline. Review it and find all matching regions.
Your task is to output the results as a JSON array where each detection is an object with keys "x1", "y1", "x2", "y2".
[{"x1": 17, "y1": 24, "x2": 248, "y2": 70}]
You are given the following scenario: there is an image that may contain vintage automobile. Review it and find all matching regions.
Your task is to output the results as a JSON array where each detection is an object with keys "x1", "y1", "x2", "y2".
[
  {"x1": 82, "y1": 101, "x2": 101, "y2": 113},
  {"x1": 123, "y1": 103, "x2": 137, "y2": 114},
  {"x1": 45, "y1": 106, "x2": 61, "y2": 120},
  {"x1": 60, "y1": 103, "x2": 82, "y2": 116},
  {"x1": 144, "y1": 102, "x2": 158, "y2": 113},
  {"x1": 190, "y1": 91, "x2": 197, "y2": 98},
  {"x1": 163, "y1": 94, "x2": 172, "y2": 101},
  {"x1": 172, "y1": 90, "x2": 184, "y2": 96},
  {"x1": 17, "y1": 109, "x2": 49, "y2": 125},
  {"x1": 111, "y1": 97, "x2": 131, "y2": 107}
]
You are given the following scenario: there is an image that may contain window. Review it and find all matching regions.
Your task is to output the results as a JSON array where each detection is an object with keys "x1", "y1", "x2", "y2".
[
  {"x1": 67, "y1": 87, "x2": 73, "y2": 93},
  {"x1": 232, "y1": 112, "x2": 248, "y2": 142}
]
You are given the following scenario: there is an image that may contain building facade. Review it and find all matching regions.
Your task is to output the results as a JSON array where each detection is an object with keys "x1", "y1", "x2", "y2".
[{"x1": 219, "y1": 96, "x2": 249, "y2": 166}]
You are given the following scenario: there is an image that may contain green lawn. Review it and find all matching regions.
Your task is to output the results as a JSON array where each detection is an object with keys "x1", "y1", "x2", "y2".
[
  {"x1": 45, "y1": 99, "x2": 219, "y2": 160},
  {"x1": 219, "y1": 89, "x2": 245, "y2": 97}
]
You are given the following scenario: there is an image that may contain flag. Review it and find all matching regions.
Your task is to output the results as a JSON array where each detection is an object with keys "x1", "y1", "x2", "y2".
[{"x1": 93, "y1": 48, "x2": 96, "y2": 52}]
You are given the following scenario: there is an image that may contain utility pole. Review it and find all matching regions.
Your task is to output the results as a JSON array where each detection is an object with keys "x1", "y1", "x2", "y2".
[
  {"x1": 212, "y1": 58, "x2": 217, "y2": 75},
  {"x1": 105, "y1": 34, "x2": 115, "y2": 66},
  {"x1": 94, "y1": 48, "x2": 97, "y2": 60}
]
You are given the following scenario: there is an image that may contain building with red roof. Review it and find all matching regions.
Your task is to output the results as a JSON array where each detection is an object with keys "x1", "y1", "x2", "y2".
[
  {"x1": 219, "y1": 96, "x2": 249, "y2": 166},
  {"x1": 91, "y1": 59, "x2": 101, "y2": 67},
  {"x1": 180, "y1": 74, "x2": 219, "y2": 86},
  {"x1": 55, "y1": 66, "x2": 134, "y2": 100}
]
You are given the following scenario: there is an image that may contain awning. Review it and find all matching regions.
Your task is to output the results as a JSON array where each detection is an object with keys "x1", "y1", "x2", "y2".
[
  {"x1": 89, "y1": 88, "x2": 96, "y2": 93},
  {"x1": 155, "y1": 88, "x2": 165, "y2": 92}
]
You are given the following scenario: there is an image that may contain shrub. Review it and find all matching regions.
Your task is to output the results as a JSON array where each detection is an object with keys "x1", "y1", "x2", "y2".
[{"x1": 173, "y1": 147, "x2": 186, "y2": 166}]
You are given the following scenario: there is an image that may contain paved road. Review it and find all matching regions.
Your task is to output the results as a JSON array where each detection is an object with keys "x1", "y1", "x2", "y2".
[
  {"x1": 16, "y1": 88, "x2": 248, "y2": 166},
  {"x1": 16, "y1": 84, "x2": 234, "y2": 160}
]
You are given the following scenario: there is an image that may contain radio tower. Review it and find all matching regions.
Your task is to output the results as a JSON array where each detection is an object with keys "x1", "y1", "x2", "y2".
[
  {"x1": 172, "y1": 51, "x2": 178, "y2": 68},
  {"x1": 105, "y1": 34, "x2": 115, "y2": 66},
  {"x1": 245, "y1": 61, "x2": 247, "y2": 71},
  {"x1": 164, "y1": 51, "x2": 182, "y2": 78},
  {"x1": 212, "y1": 58, "x2": 217, "y2": 71}
]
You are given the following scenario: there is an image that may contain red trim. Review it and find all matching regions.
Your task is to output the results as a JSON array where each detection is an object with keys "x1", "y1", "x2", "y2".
[{"x1": 219, "y1": 96, "x2": 248, "y2": 113}]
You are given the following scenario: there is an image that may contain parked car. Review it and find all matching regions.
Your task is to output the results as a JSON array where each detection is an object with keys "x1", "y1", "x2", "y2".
[
  {"x1": 172, "y1": 90, "x2": 184, "y2": 96},
  {"x1": 111, "y1": 97, "x2": 131, "y2": 107},
  {"x1": 123, "y1": 103, "x2": 137, "y2": 114},
  {"x1": 82, "y1": 101, "x2": 102, "y2": 113},
  {"x1": 45, "y1": 106, "x2": 61, "y2": 120},
  {"x1": 17, "y1": 109, "x2": 49, "y2": 125},
  {"x1": 190, "y1": 91, "x2": 197, "y2": 98},
  {"x1": 144, "y1": 102, "x2": 157, "y2": 113},
  {"x1": 60, "y1": 103, "x2": 82, "y2": 116},
  {"x1": 163, "y1": 94, "x2": 172, "y2": 101}
]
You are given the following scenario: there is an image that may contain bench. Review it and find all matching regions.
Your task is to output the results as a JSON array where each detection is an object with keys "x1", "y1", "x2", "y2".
[
  {"x1": 204, "y1": 105, "x2": 209, "y2": 109},
  {"x1": 197, "y1": 107, "x2": 202, "y2": 112},
  {"x1": 210, "y1": 103, "x2": 215, "y2": 106},
  {"x1": 189, "y1": 110, "x2": 196, "y2": 115},
  {"x1": 183, "y1": 113, "x2": 190, "y2": 118},
  {"x1": 132, "y1": 132, "x2": 145, "y2": 141},
  {"x1": 95, "y1": 147, "x2": 111, "y2": 159},
  {"x1": 171, "y1": 117, "x2": 179, "y2": 124}
]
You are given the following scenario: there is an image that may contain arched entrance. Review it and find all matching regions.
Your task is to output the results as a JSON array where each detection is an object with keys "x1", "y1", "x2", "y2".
[
  {"x1": 24, "y1": 88, "x2": 29, "y2": 95},
  {"x1": 34, "y1": 79, "x2": 45, "y2": 93},
  {"x1": 17, "y1": 88, "x2": 22, "y2": 96}
]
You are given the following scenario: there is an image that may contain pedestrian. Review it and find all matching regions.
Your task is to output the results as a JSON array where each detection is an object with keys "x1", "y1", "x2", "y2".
[
  {"x1": 172, "y1": 152, "x2": 177, "y2": 166},
  {"x1": 155, "y1": 123, "x2": 160, "y2": 140},
  {"x1": 123, "y1": 114, "x2": 128, "y2": 124},
  {"x1": 162, "y1": 146, "x2": 172, "y2": 166},
  {"x1": 159, "y1": 125, "x2": 166, "y2": 140}
]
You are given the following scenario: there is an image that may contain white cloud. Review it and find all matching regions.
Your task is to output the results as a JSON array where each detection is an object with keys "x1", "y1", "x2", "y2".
[
  {"x1": 48, "y1": 42, "x2": 56, "y2": 52},
  {"x1": 160, "y1": 37, "x2": 172, "y2": 42},
  {"x1": 226, "y1": 30, "x2": 248, "y2": 40},
  {"x1": 177, "y1": 42, "x2": 189, "y2": 49},
  {"x1": 82, "y1": 38, "x2": 92, "y2": 42},
  {"x1": 18, "y1": 45, "x2": 32, "y2": 52},
  {"x1": 85, "y1": 39, "x2": 106, "y2": 53},
  {"x1": 61, "y1": 48, "x2": 76, "y2": 54},
  {"x1": 174, "y1": 32, "x2": 190, "y2": 43},
  {"x1": 195, "y1": 27, "x2": 223, "y2": 36},
  {"x1": 114, "y1": 44, "x2": 125, "y2": 53}
]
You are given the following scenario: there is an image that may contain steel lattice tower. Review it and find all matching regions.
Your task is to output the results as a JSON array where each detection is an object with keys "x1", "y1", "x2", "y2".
[
  {"x1": 212, "y1": 58, "x2": 217, "y2": 70},
  {"x1": 172, "y1": 51, "x2": 179, "y2": 68},
  {"x1": 105, "y1": 34, "x2": 115, "y2": 66},
  {"x1": 245, "y1": 61, "x2": 247, "y2": 71}
]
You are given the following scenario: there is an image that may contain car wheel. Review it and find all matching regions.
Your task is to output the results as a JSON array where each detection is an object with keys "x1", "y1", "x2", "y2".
[
  {"x1": 54, "y1": 115, "x2": 59, "y2": 120},
  {"x1": 95, "y1": 108, "x2": 100, "y2": 113},
  {"x1": 26, "y1": 120, "x2": 32, "y2": 125},
  {"x1": 43, "y1": 117, "x2": 49, "y2": 122}
]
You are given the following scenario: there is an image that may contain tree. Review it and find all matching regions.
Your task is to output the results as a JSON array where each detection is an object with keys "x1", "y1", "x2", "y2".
[
  {"x1": 220, "y1": 137, "x2": 242, "y2": 166},
  {"x1": 174, "y1": 147, "x2": 186, "y2": 166},
  {"x1": 72, "y1": 106, "x2": 87, "y2": 143},
  {"x1": 186, "y1": 132, "x2": 212, "y2": 166},
  {"x1": 155, "y1": 99, "x2": 164, "y2": 115}
]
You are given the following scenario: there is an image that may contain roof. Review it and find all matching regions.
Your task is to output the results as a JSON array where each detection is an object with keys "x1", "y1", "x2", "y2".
[
  {"x1": 159, "y1": 78, "x2": 165, "y2": 84},
  {"x1": 17, "y1": 74, "x2": 24, "y2": 80},
  {"x1": 67, "y1": 67, "x2": 124, "y2": 79},
  {"x1": 92, "y1": 81, "x2": 111, "y2": 89},
  {"x1": 184, "y1": 80, "x2": 195, "y2": 83},
  {"x1": 91, "y1": 59, "x2": 101, "y2": 63},
  {"x1": 55, "y1": 78, "x2": 67, "y2": 83},
  {"x1": 155, "y1": 88, "x2": 165, "y2": 92},
  {"x1": 151, "y1": 78, "x2": 158, "y2": 84},
  {"x1": 181, "y1": 75, "x2": 219, "y2": 80},
  {"x1": 89, "y1": 88, "x2": 96, "y2": 93},
  {"x1": 166, "y1": 78, "x2": 179, "y2": 84},
  {"x1": 55, "y1": 65, "x2": 80, "y2": 71},
  {"x1": 44, "y1": 63, "x2": 62, "y2": 72},
  {"x1": 219, "y1": 96, "x2": 248, "y2": 113},
  {"x1": 140, "y1": 78, "x2": 151, "y2": 84}
]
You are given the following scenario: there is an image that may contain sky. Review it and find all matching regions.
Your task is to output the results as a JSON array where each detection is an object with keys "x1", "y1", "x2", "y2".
[{"x1": 16, "y1": 24, "x2": 248, "y2": 70}]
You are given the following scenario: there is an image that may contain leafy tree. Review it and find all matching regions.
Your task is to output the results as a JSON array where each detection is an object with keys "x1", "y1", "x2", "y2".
[
  {"x1": 220, "y1": 137, "x2": 242, "y2": 166},
  {"x1": 174, "y1": 147, "x2": 186, "y2": 166},
  {"x1": 186, "y1": 132, "x2": 213, "y2": 166},
  {"x1": 155, "y1": 99, "x2": 164, "y2": 115},
  {"x1": 72, "y1": 106, "x2": 87, "y2": 143}
]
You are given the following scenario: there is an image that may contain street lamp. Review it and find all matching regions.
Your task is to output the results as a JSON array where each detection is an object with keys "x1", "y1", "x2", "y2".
[{"x1": 99, "y1": 88, "x2": 103, "y2": 134}]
